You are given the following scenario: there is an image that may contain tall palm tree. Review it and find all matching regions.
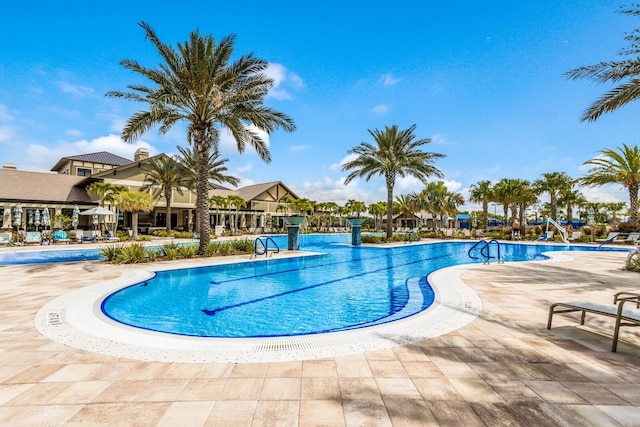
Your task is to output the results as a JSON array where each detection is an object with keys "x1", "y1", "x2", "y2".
[
  {"x1": 468, "y1": 180, "x2": 494, "y2": 229},
  {"x1": 512, "y1": 179, "x2": 537, "y2": 228},
  {"x1": 342, "y1": 124, "x2": 444, "y2": 238},
  {"x1": 563, "y1": 5, "x2": 640, "y2": 121},
  {"x1": 114, "y1": 190, "x2": 155, "y2": 240},
  {"x1": 394, "y1": 195, "x2": 414, "y2": 229},
  {"x1": 140, "y1": 156, "x2": 190, "y2": 232},
  {"x1": 345, "y1": 199, "x2": 366, "y2": 218},
  {"x1": 368, "y1": 201, "x2": 387, "y2": 230},
  {"x1": 419, "y1": 181, "x2": 450, "y2": 228},
  {"x1": 533, "y1": 172, "x2": 572, "y2": 222},
  {"x1": 580, "y1": 143, "x2": 640, "y2": 225},
  {"x1": 175, "y1": 146, "x2": 240, "y2": 191},
  {"x1": 208, "y1": 195, "x2": 227, "y2": 229},
  {"x1": 107, "y1": 22, "x2": 296, "y2": 253},
  {"x1": 227, "y1": 195, "x2": 246, "y2": 233},
  {"x1": 86, "y1": 182, "x2": 126, "y2": 232}
]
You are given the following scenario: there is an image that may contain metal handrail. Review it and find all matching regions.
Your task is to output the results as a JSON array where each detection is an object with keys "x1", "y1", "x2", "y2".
[
  {"x1": 468, "y1": 239, "x2": 503, "y2": 264},
  {"x1": 253, "y1": 236, "x2": 280, "y2": 257},
  {"x1": 405, "y1": 231, "x2": 420, "y2": 242}
]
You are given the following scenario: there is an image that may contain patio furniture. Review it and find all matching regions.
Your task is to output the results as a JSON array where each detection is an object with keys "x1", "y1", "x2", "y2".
[
  {"x1": 538, "y1": 231, "x2": 554, "y2": 241},
  {"x1": 613, "y1": 232, "x2": 640, "y2": 244},
  {"x1": 547, "y1": 292, "x2": 640, "y2": 352},
  {"x1": 595, "y1": 232, "x2": 621, "y2": 244},
  {"x1": 0, "y1": 232, "x2": 11, "y2": 245},
  {"x1": 567, "y1": 231, "x2": 582, "y2": 242},
  {"x1": 52, "y1": 230, "x2": 71, "y2": 244}
]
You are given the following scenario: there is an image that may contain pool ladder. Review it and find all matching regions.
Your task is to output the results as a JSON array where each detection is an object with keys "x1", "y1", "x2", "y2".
[
  {"x1": 252, "y1": 236, "x2": 280, "y2": 258},
  {"x1": 405, "y1": 231, "x2": 420, "y2": 243},
  {"x1": 468, "y1": 239, "x2": 503, "y2": 264}
]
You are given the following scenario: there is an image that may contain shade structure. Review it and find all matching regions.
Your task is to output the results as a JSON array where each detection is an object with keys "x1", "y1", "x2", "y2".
[
  {"x1": 13, "y1": 205, "x2": 22, "y2": 227},
  {"x1": 34, "y1": 209, "x2": 41, "y2": 227},
  {"x1": 587, "y1": 207, "x2": 596, "y2": 226},
  {"x1": 42, "y1": 208, "x2": 51, "y2": 229},
  {"x1": 471, "y1": 212, "x2": 478, "y2": 229},
  {"x1": 79, "y1": 207, "x2": 116, "y2": 216}
]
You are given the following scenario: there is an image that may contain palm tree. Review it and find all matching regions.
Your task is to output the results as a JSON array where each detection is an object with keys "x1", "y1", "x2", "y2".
[
  {"x1": 394, "y1": 195, "x2": 414, "y2": 229},
  {"x1": 140, "y1": 156, "x2": 190, "y2": 232},
  {"x1": 175, "y1": 146, "x2": 240, "y2": 191},
  {"x1": 86, "y1": 182, "x2": 126, "y2": 232},
  {"x1": 512, "y1": 179, "x2": 537, "y2": 228},
  {"x1": 208, "y1": 195, "x2": 226, "y2": 229},
  {"x1": 493, "y1": 178, "x2": 520, "y2": 225},
  {"x1": 368, "y1": 201, "x2": 386, "y2": 230},
  {"x1": 533, "y1": 172, "x2": 572, "y2": 222},
  {"x1": 563, "y1": 5, "x2": 640, "y2": 121},
  {"x1": 603, "y1": 201, "x2": 628, "y2": 224},
  {"x1": 468, "y1": 180, "x2": 494, "y2": 229},
  {"x1": 342, "y1": 124, "x2": 445, "y2": 238},
  {"x1": 227, "y1": 195, "x2": 246, "y2": 233},
  {"x1": 580, "y1": 144, "x2": 640, "y2": 225},
  {"x1": 419, "y1": 181, "x2": 450, "y2": 228},
  {"x1": 345, "y1": 199, "x2": 366, "y2": 218},
  {"x1": 558, "y1": 188, "x2": 587, "y2": 228},
  {"x1": 114, "y1": 190, "x2": 155, "y2": 240},
  {"x1": 107, "y1": 22, "x2": 295, "y2": 253}
]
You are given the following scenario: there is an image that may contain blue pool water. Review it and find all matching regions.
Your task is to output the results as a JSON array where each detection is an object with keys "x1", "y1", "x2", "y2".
[{"x1": 100, "y1": 234, "x2": 627, "y2": 338}]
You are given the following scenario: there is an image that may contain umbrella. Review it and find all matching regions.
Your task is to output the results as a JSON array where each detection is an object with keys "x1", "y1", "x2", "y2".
[
  {"x1": 92, "y1": 214, "x2": 99, "y2": 226},
  {"x1": 42, "y1": 208, "x2": 51, "y2": 229},
  {"x1": 34, "y1": 209, "x2": 41, "y2": 227},
  {"x1": 80, "y1": 206, "x2": 116, "y2": 216},
  {"x1": 13, "y1": 205, "x2": 22, "y2": 228},
  {"x1": 443, "y1": 213, "x2": 449, "y2": 228},
  {"x1": 471, "y1": 212, "x2": 478, "y2": 229},
  {"x1": 72, "y1": 205, "x2": 79, "y2": 228},
  {"x1": 28, "y1": 211, "x2": 34, "y2": 226},
  {"x1": 587, "y1": 207, "x2": 596, "y2": 226}
]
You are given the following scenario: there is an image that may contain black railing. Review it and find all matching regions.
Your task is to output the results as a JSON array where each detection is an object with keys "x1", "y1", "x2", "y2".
[
  {"x1": 253, "y1": 236, "x2": 280, "y2": 257},
  {"x1": 468, "y1": 239, "x2": 502, "y2": 264}
]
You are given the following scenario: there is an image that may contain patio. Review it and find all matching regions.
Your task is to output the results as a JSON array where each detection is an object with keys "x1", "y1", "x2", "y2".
[{"x1": 1, "y1": 249, "x2": 639, "y2": 425}]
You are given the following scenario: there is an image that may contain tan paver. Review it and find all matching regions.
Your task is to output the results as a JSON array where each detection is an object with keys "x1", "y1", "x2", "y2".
[{"x1": 1, "y1": 249, "x2": 639, "y2": 426}]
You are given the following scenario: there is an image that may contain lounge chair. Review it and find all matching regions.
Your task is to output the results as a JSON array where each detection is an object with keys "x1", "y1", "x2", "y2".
[
  {"x1": 104, "y1": 230, "x2": 120, "y2": 242},
  {"x1": 0, "y1": 232, "x2": 11, "y2": 246},
  {"x1": 548, "y1": 293, "x2": 640, "y2": 351},
  {"x1": 24, "y1": 231, "x2": 42, "y2": 245},
  {"x1": 52, "y1": 230, "x2": 71, "y2": 244},
  {"x1": 567, "y1": 231, "x2": 582, "y2": 242},
  {"x1": 76, "y1": 230, "x2": 95, "y2": 244},
  {"x1": 595, "y1": 232, "x2": 621, "y2": 244},
  {"x1": 613, "y1": 232, "x2": 640, "y2": 244},
  {"x1": 538, "y1": 230, "x2": 554, "y2": 241}
]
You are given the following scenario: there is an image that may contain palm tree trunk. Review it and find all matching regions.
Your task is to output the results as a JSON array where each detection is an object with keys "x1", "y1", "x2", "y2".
[
  {"x1": 196, "y1": 143, "x2": 211, "y2": 253},
  {"x1": 385, "y1": 176, "x2": 394, "y2": 239},
  {"x1": 630, "y1": 184, "x2": 639, "y2": 225},
  {"x1": 165, "y1": 190, "x2": 172, "y2": 232},
  {"x1": 132, "y1": 212, "x2": 139, "y2": 240}
]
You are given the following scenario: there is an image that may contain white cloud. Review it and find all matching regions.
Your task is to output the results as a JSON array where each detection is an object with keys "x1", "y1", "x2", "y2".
[
  {"x1": 264, "y1": 63, "x2": 304, "y2": 100},
  {"x1": 290, "y1": 144, "x2": 309, "y2": 152},
  {"x1": 65, "y1": 129, "x2": 84, "y2": 137},
  {"x1": 443, "y1": 179, "x2": 463, "y2": 192},
  {"x1": 219, "y1": 125, "x2": 271, "y2": 156},
  {"x1": 431, "y1": 134, "x2": 447, "y2": 144},
  {"x1": 371, "y1": 104, "x2": 388, "y2": 115},
  {"x1": 291, "y1": 177, "x2": 385, "y2": 205},
  {"x1": 379, "y1": 73, "x2": 401, "y2": 87},
  {"x1": 56, "y1": 81, "x2": 96, "y2": 97},
  {"x1": 21, "y1": 134, "x2": 157, "y2": 172},
  {"x1": 0, "y1": 103, "x2": 15, "y2": 122},
  {"x1": 236, "y1": 163, "x2": 252, "y2": 173},
  {"x1": 0, "y1": 126, "x2": 15, "y2": 142},
  {"x1": 580, "y1": 184, "x2": 628, "y2": 204},
  {"x1": 330, "y1": 153, "x2": 358, "y2": 171}
]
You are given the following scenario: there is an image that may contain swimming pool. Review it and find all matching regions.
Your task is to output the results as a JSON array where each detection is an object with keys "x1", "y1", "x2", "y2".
[{"x1": 100, "y1": 234, "x2": 627, "y2": 338}]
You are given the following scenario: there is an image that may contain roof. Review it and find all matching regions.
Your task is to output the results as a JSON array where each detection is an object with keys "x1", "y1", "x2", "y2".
[
  {"x1": 50, "y1": 151, "x2": 132, "y2": 172},
  {"x1": 91, "y1": 153, "x2": 165, "y2": 178},
  {"x1": 0, "y1": 169, "x2": 94, "y2": 204},
  {"x1": 208, "y1": 181, "x2": 299, "y2": 202}
]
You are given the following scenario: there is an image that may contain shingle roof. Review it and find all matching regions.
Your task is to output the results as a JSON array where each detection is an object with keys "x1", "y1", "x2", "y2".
[
  {"x1": 0, "y1": 169, "x2": 94, "y2": 203},
  {"x1": 208, "y1": 181, "x2": 299, "y2": 202},
  {"x1": 50, "y1": 151, "x2": 132, "y2": 171}
]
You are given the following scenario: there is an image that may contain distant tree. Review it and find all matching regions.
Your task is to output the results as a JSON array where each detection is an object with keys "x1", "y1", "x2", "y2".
[
  {"x1": 227, "y1": 195, "x2": 246, "y2": 233},
  {"x1": 368, "y1": 201, "x2": 387, "y2": 230},
  {"x1": 564, "y1": 5, "x2": 640, "y2": 121},
  {"x1": 534, "y1": 172, "x2": 572, "y2": 222},
  {"x1": 175, "y1": 146, "x2": 240, "y2": 191},
  {"x1": 468, "y1": 180, "x2": 494, "y2": 229},
  {"x1": 342, "y1": 124, "x2": 444, "y2": 238},
  {"x1": 141, "y1": 156, "x2": 190, "y2": 232},
  {"x1": 580, "y1": 143, "x2": 640, "y2": 225},
  {"x1": 114, "y1": 190, "x2": 155, "y2": 240},
  {"x1": 493, "y1": 178, "x2": 520, "y2": 224},
  {"x1": 345, "y1": 199, "x2": 366, "y2": 218},
  {"x1": 558, "y1": 188, "x2": 587, "y2": 228},
  {"x1": 209, "y1": 195, "x2": 227, "y2": 229}
]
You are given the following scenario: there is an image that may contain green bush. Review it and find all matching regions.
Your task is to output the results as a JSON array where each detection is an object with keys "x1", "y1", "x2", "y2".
[
  {"x1": 100, "y1": 244, "x2": 126, "y2": 262},
  {"x1": 116, "y1": 230, "x2": 129, "y2": 241},
  {"x1": 164, "y1": 247, "x2": 179, "y2": 260},
  {"x1": 136, "y1": 235, "x2": 151, "y2": 241},
  {"x1": 178, "y1": 244, "x2": 198, "y2": 259},
  {"x1": 115, "y1": 243, "x2": 147, "y2": 264}
]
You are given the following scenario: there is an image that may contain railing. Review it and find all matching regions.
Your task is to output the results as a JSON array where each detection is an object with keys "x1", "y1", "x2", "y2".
[
  {"x1": 468, "y1": 239, "x2": 503, "y2": 264},
  {"x1": 253, "y1": 236, "x2": 280, "y2": 258},
  {"x1": 405, "y1": 231, "x2": 420, "y2": 242},
  {"x1": 545, "y1": 218, "x2": 569, "y2": 244}
]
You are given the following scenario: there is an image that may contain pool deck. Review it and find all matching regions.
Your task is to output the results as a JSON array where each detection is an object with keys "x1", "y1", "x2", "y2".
[{"x1": 1, "y1": 243, "x2": 640, "y2": 425}]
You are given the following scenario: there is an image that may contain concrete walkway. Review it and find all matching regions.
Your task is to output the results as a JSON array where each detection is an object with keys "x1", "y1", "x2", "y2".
[{"x1": 1, "y1": 250, "x2": 639, "y2": 426}]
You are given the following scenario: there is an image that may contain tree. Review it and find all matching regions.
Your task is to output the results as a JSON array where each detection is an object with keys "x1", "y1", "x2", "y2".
[
  {"x1": 114, "y1": 190, "x2": 155, "y2": 240},
  {"x1": 469, "y1": 180, "x2": 494, "y2": 229},
  {"x1": 342, "y1": 124, "x2": 444, "y2": 238},
  {"x1": 86, "y1": 182, "x2": 126, "y2": 232},
  {"x1": 580, "y1": 143, "x2": 640, "y2": 225},
  {"x1": 227, "y1": 195, "x2": 246, "y2": 233},
  {"x1": 558, "y1": 188, "x2": 587, "y2": 228},
  {"x1": 107, "y1": 22, "x2": 295, "y2": 253},
  {"x1": 345, "y1": 199, "x2": 366, "y2": 218},
  {"x1": 368, "y1": 201, "x2": 387, "y2": 230},
  {"x1": 140, "y1": 156, "x2": 190, "y2": 232},
  {"x1": 493, "y1": 178, "x2": 520, "y2": 224},
  {"x1": 208, "y1": 195, "x2": 227, "y2": 229},
  {"x1": 533, "y1": 172, "x2": 572, "y2": 222},
  {"x1": 418, "y1": 181, "x2": 450, "y2": 228},
  {"x1": 512, "y1": 179, "x2": 537, "y2": 228},
  {"x1": 175, "y1": 146, "x2": 239, "y2": 192},
  {"x1": 563, "y1": 5, "x2": 640, "y2": 121}
]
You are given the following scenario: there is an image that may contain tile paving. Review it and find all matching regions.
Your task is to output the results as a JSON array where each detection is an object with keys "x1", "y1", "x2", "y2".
[{"x1": 1, "y1": 247, "x2": 639, "y2": 425}]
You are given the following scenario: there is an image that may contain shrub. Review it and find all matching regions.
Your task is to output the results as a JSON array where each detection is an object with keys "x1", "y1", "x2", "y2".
[
  {"x1": 116, "y1": 230, "x2": 129, "y2": 241},
  {"x1": 136, "y1": 235, "x2": 151, "y2": 241},
  {"x1": 178, "y1": 244, "x2": 198, "y2": 259},
  {"x1": 115, "y1": 243, "x2": 147, "y2": 264},
  {"x1": 618, "y1": 221, "x2": 640, "y2": 233},
  {"x1": 164, "y1": 247, "x2": 179, "y2": 260},
  {"x1": 100, "y1": 244, "x2": 126, "y2": 262}
]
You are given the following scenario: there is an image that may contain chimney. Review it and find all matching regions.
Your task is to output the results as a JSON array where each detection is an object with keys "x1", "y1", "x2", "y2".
[
  {"x1": 134, "y1": 148, "x2": 149, "y2": 162},
  {"x1": 2, "y1": 163, "x2": 17, "y2": 170}
]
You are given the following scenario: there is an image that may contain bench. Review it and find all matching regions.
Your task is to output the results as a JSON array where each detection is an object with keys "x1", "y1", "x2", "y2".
[{"x1": 547, "y1": 299, "x2": 640, "y2": 352}]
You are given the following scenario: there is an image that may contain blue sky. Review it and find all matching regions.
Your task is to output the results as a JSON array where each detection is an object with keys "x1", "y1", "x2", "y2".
[{"x1": 1, "y1": 1, "x2": 639, "y2": 209}]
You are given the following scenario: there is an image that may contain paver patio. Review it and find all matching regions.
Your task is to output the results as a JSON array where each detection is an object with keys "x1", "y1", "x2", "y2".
[{"x1": 1, "y1": 247, "x2": 639, "y2": 426}]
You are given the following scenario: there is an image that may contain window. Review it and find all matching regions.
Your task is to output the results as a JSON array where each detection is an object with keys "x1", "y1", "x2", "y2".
[{"x1": 77, "y1": 168, "x2": 92, "y2": 176}]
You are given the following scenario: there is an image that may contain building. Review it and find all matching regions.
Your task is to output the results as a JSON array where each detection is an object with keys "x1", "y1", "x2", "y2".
[{"x1": 0, "y1": 149, "x2": 299, "y2": 234}]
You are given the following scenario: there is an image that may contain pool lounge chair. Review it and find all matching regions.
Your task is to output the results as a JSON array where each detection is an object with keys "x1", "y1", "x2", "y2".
[
  {"x1": 76, "y1": 230, "x2": 95, "y2": 244},
  {"x1": 538, "y1": 231, "x2": 554, "y2": 241},
  {"x1": 24, "y1": 231, "x2": 42, "y2": 245},
  {"x1": 595, "y1": 232, "x2": 621, "y2": 244},
  {"x1": 52, "y1": 230, "x2": 71, "y2": 244},
  {"x1": 104, "y1": 230, "x2": 120, "y2": 242},
  {"x1": 567, "y1": 231, "x2": 582, "y2": 242},
  {"x1": 548, "y1": 292, "x2": 640, "y2": 351},
  {"x1": 613, "y1": 232, "x2": 640, "y2": 244},
  {"x1": 0, "y1": 232, "x2": 11, "y2": 245}
]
